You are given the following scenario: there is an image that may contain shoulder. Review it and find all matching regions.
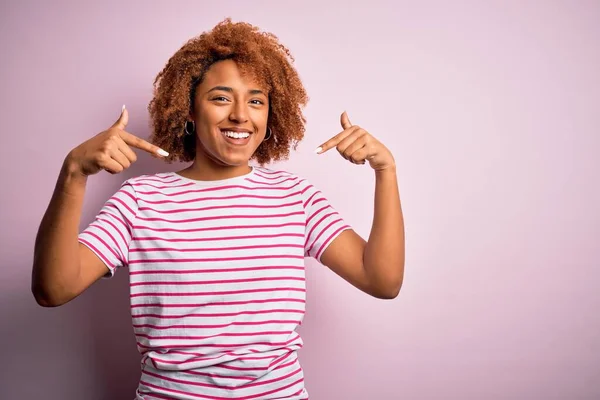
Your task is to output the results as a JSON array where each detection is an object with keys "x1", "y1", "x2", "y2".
[
  {"x1": 113, "y1": 172, "x2": 181, "y2": 199},
  {"x1": 252, "y1": 166, "x2": 311, "y2": 185},
  {"x1": 252, "y1": 167, "x2": 323, "y2": 199},
  {"x1": 125, "y1": 172, "x2": 178, "y2": 186}
]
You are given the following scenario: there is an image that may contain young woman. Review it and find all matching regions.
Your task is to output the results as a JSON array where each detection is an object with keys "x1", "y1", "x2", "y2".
[{"x1": 32, "y1": 19, "x2": 405, "y2": 400}]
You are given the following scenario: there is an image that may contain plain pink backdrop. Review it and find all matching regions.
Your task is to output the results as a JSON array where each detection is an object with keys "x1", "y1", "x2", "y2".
[{"x1": 1, "y1": 1, "x2": 599, "y2": 399}]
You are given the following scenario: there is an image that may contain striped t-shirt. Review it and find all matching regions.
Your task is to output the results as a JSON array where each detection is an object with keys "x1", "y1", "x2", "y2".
[{"x1": 78, "y1": 166, "x2": 351, "y2": 400}]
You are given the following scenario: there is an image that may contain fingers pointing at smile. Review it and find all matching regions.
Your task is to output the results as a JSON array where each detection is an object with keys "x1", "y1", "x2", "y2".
[{"x1": 315, "y1": 111, "x2": 396, "y2": 171}]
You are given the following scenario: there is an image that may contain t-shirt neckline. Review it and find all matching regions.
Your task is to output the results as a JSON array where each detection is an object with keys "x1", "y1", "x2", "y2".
[{"x1": 170, "y1": 167, "x2": 255, "y2": 187}]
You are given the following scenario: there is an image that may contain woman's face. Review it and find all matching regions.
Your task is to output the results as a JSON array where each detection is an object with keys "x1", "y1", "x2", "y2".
[{"x1": 191, "y1": 59, "x2": 269, "y2": 167}]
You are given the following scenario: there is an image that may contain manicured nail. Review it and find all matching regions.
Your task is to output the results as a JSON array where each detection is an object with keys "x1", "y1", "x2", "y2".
[
  {"x1": 157, "y1": 148, "x2": 169, "y2": 157},
  {"x1": 122, "y1": 104, "x2": 126, "y2": 112},
  {"x1": 315, "y1": 147, "x2": 323, "y2": 154}
]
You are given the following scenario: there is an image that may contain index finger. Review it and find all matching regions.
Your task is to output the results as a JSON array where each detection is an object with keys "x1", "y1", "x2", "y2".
[
  {"x1": 119, "y1": 130, "x2": 169, "y2": 157},
  {"x1": 315, "y1": 126, "x2": 360, "y2": 154}
]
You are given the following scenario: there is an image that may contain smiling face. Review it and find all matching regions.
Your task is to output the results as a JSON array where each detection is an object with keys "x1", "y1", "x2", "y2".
[{"x1": 191, "y1": 59, "x2": 270, "y2": 170}]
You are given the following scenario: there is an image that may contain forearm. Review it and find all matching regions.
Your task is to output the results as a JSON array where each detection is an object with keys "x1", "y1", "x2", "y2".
[
  {"x1": 32, "y1": 157, "x2": 88, "y2": 305},
  {"x1": 363, "y1": 166, "x2": 405, "y2": 297}
]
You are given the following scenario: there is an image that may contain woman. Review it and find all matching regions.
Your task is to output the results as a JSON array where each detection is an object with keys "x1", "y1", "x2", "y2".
[{"x1": 32, "y1": 19, "x2": 405, "y2": 400}]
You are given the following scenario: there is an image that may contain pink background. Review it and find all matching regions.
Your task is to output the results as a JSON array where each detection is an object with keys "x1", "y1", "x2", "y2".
[{"x1": 1, "y1": 1, "x2": 599, "y2": 399}]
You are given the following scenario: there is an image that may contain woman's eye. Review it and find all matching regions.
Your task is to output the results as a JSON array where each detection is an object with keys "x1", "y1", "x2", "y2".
[{"x1": 212, "y1": 97, "x2": 264, "y2": 105}]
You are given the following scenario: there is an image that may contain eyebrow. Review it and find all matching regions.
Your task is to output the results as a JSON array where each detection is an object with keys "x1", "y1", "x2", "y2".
[{"x1": 207, "y1": 86, "x2": 266, "y2": 96}]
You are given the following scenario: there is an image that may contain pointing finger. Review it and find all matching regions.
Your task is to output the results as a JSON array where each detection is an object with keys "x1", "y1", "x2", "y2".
[
  {"x1": 119, "y1": 130, "x2": 169, "y2": 157},
  {"x1": 315, "y1": 126, "x2": 360, "y2": 154}
]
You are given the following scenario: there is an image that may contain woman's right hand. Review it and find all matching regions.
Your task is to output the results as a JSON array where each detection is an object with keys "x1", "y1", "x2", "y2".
[{"x1": 65, "y1": 106, "x2": 169, "y2": 177}]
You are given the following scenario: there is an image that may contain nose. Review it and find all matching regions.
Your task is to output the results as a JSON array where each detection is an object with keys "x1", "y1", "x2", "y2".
[{"x1": 229, "y1": 101, "x2": 249, "y2": 123}]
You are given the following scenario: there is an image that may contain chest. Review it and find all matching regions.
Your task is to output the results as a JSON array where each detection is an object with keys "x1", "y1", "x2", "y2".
[{"x1": 128, "y1": 190, "x2": 307, "y2": 275}]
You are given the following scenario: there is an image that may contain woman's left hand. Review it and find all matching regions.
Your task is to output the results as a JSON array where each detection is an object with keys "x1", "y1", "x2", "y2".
[{"x1": 315, "y1": 112, "x2": 396, "y2": 171}]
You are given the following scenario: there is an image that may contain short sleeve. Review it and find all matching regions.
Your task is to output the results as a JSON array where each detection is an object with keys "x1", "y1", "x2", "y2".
[
  {"x1": 300, "y1": 179, "x2": 352, "y2": 261},
  {"x1": 78, "y1": 181, "x2": 138, "y2": 277}
]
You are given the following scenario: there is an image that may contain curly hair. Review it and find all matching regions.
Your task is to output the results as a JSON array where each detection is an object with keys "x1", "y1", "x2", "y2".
[{"x1": 147, "y1": 18, "x2": 309, "y2": 165}]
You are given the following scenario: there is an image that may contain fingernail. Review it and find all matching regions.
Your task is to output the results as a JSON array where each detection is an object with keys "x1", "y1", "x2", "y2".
[
  {"x1": 122, "y1": 104, "x2": 126, "y2": 112},
  {"x1": 314, "y1": 147, "x2": 322, "y2": 154},
  {"x1": 157, "y1": 148, "x2": 169, "y2": 157}
]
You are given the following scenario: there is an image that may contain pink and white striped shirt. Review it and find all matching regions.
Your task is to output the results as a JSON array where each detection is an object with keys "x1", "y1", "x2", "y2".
[{"x1": 78, "y1": 167, "x2": 351, "y2": 400}]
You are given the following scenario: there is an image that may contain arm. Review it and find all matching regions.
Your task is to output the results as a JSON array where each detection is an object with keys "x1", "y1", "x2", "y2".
[
  {"x1": 321, "y1": 167, "x2": 404, "y2": 299},
  {"x1": 317, "y1": 112, "x2": 405, "y2": 299},
  {"x1": 32, "y1": 161, "x2": 110, "y2": 307},
  {"x1": 31, "y1": 106, "x2": 167, "y2": 307}
]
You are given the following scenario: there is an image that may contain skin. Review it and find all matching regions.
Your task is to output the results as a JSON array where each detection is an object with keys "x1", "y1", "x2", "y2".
[
  {"x1": 179, "y1": 59, "x2": 270, "y2": 181},
  {"x1": 31, "y1": 107, "x2": 167, "y2": 307},
  {"x1": 31, "y1": 59, "x2": 405, "y2": 307},
  {"x1": 317, "y1": 113, "x2": 405, "y2": 299}
]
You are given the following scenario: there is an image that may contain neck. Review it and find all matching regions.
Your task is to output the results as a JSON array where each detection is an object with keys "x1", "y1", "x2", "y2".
[{"x1": 179, "y1": 148, "x2": 252, "y2": 181}]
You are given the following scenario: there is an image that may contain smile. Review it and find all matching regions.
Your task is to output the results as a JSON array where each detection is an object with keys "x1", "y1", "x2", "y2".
[
  {"x1": 222, "y1": 130, "x2": 251, "y2": 139},
  {"x1": 220, "y1": 129, "x2": 253, "y2": 146}
]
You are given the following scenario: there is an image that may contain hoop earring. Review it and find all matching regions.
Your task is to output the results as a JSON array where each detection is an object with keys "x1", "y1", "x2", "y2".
[
  {"x1": 264, "y1": 127, "x2": 272, "y2": 141},
  {"x1": 184, "y1": 121, "x2": 195, "y2": 136}
]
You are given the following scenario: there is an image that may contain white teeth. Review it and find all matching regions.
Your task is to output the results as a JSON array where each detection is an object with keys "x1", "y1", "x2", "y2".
[{"x1": 223, "y1": 131, "x2": 250, "y2": 139}]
